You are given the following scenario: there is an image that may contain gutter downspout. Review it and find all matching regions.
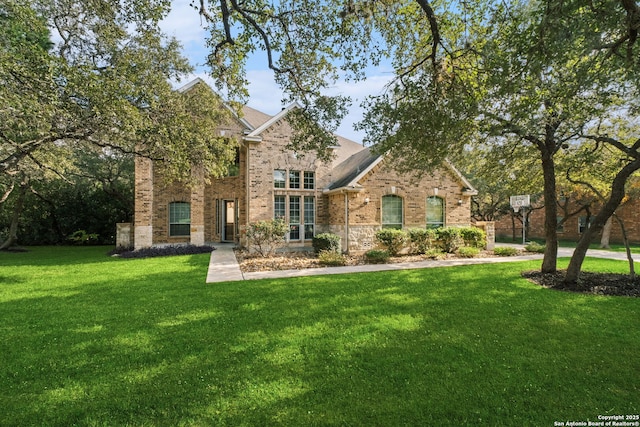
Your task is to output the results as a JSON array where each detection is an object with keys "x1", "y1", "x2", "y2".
[{"x1": 344, "y1": 190, "x2": 349, "y2": 254}]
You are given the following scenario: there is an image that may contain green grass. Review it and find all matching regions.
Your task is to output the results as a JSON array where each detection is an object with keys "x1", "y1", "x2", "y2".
[{"x1": 1, "y1": 247, "x2": 639, "y2": 426}]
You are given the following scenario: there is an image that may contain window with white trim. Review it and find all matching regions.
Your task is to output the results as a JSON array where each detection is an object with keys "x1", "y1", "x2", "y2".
[
  {"x1": 169, "y1": 202, "x2": 190, "y2": 236},
  {"x1": 382, "y1": 195, "x2": 403, "y2": 229},
  {"x1": 426, "y1": 196, "x2": 445, "y2": 229},
  {"x1": 304, "y1": 196, "x2": 315, "y2": 239}
]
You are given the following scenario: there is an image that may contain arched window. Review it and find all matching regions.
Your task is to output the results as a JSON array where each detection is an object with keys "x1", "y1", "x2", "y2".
[
  {"x1": 426, "y1": 196, "x2": 444, "y2": 228},
  {"x1": 382, "y1": 195, "x2": 403, "y2": 229},
  {"x1": 169, "y1": 202, "x2": 191, "y2": 236}
]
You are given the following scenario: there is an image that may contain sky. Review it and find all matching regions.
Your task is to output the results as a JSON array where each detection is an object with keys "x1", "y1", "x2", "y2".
[{"x1": 159, "y1": 0, "x2": 393, "y2": 143}]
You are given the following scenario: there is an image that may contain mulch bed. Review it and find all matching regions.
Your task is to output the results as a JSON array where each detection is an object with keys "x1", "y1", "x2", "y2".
[
  {"x1": 522, "y1": 270, "x2": 640, "y2": 297},
  {"x1": 234, "y1": 249, "x2": 505, "y2": 273}
]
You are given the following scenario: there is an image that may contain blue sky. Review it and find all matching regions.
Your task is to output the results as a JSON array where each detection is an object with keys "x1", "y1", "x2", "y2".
[{"x1": 159, "y1": 0, "x2": 392, "y2": 142}]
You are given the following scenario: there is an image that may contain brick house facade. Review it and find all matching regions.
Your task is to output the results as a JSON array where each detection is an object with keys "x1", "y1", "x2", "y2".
[
  {"x1": 495, "y1": 198, "x2": 640, "y2": 245},
  {"x1": 133, "y1": 79, "x2": 479, "y2": 253}
]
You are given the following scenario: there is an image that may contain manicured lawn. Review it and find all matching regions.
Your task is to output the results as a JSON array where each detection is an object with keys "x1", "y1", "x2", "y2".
[{"x1": 1, "y1": 247, "x2": 639, "y2": 426}]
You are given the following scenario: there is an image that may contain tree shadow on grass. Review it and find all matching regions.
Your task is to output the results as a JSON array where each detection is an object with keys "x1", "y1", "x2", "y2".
[{"x1": 1, "y1": 262, "x2": 639, "y2": 426}]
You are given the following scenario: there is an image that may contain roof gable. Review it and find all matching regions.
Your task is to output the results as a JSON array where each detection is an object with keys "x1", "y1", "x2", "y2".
[{"x1": 327, "y1": 150, "x2": 478, "y2": 195}]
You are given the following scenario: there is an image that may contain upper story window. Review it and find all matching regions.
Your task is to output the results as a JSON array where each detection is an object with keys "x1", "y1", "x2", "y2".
[
  {"x1": 274, "y1": 169, "x2": 315, "y2": 190},
  {"x1": 382, "y1": 195, "x2": 403, "y2": 229},
  {"x1": 289, "y1": 171, "x2": 300, "y2": 189},
  {"x1": 227, "y1": 147, "x2": 240, "y2": 177},
  {"x1": 274, "y1": 170, "x2": 286, "y2": 188},
  {"x1": 169, "y1": 202, "x2": 190, "y2": 236},
  {"x1": 426, "y1": 196, "x2": 444, "y2": 229},
  {"x1": 304, "y1": 171, "x2": 315, "y2": 189}
]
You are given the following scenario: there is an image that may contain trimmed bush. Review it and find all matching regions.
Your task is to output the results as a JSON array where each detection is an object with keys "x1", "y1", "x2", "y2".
[
  {"x1": 460, "y1": 227, "x2": 487, "y2": 249},
  {"x1": 457, "y1": 246, "x2": 480, "y2": 258},
  {"x1": 365, "y1": 249, "x2": 390, "y2": 264},
  {"x1": 494, "y1": 246, "x2": 519, "y2": 256},
  {"x1": 525, "y1": 241, "x2": 546, "y2": 253},
  {"x1": 407, "y1": 228, "x2": 438, "y2": 254},
  {"x1": 375, "y1": 228, "x2": 407, "y2": 256},
  {"x1": 245, "y1": 219, "x2": 288, "y2": 257},
  {"x1": 312, "y1": 233, "x2": 342, "y2": 254},
  {"x1": 318, "y1": 250, "x2": 347, "y2": 266},
  {"x1": 424, "y1": 248, "x2": 446, "y2": 259},
  {"x1": 437, "y1": 227, "x2": 464, "y2": 253}
]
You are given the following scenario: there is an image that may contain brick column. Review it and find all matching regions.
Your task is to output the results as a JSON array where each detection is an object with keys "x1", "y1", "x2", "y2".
[
  {"x1": 134, "y1": 157, "x2": 154, "y2": 249},
  {"x1": 190, "y1": 169, "x2": 205, "y2": 246}
]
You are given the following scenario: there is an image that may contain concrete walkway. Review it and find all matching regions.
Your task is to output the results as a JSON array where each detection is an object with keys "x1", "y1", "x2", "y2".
[{"x1": 206, "y1": 243, "x2": 639, "y2": 283}]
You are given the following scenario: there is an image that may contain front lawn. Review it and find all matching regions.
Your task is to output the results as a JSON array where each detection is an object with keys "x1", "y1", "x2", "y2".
[{"x1": 1, "y1": 247, "x2": 638, "y2": 426}]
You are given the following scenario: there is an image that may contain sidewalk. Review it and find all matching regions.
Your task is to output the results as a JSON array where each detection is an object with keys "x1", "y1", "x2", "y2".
[{"x1": 206, "y1": 243, "x2": 638, "y2": 283}]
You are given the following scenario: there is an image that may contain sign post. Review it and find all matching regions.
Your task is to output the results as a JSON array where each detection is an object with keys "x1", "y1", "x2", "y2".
[{"x1": 510, "y1": 195, "x2": 530, "y2": 245}]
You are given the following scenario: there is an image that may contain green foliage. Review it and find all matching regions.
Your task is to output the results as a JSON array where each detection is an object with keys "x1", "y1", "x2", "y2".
[
  {"x1": 424, "y1": 248, "x2": 446, "y2": 260},
  {"x1": 437, "y1": 227, "x2": 464, "y2": 254},
  {"x1": 407, "y1": 228, "x2": 438, "y2": 254},
  {"x1": 364, "y1": 249, "x2": 390, "y2": 264},
  {"x1": 494, "y1": 246, "x2": 519, "y2": 257},
  {"x1": 312, "y1": 233, "x2": 342, "y2": 254},
  {"x1": 318, "y1": 250, "x2": 347, "y2": 266},
  {"x1": 66, "y1": 230, "x2": 99, "y2": 246},
  {"x1": 525, "y1": 242, "x2": 546, "y2": 253},
  {"x1": 245, "y1": 219, "x2": 288, "y2": 257},
  {"x1": 457, "y1": 246, "x2": 480, "y2": 258},
  {"x1": 375, "y1": 228, "x2": 407, "y2": 256},
  {"x1": 460, "y1": 226, "x2": 487, "y2": 249}
]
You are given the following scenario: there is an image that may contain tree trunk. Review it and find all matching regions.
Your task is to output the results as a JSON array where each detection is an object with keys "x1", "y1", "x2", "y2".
[
  {"x1": 599, "y1": 216, "x2": 612, "y2": 248},
  {"x1": 540, "y1": 150, "x2": 558, "y2": 273},
  {"x1": 565, "y1": 157, "x2": 640, "y2": 284},
  {"x1": 0, "y1": 183, "x2": 27, "y2": 250},
  {"x1": 613, "y1": 214, "x2": 635, "y2": 279}
]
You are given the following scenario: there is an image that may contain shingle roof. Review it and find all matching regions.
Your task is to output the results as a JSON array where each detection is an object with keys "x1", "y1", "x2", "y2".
[
  {"x1": 241, "y1": 105, "x2": 272, "y2": 129},
  {"x1": 327, "y1": 147, "x2": 382, "y2": 190}
]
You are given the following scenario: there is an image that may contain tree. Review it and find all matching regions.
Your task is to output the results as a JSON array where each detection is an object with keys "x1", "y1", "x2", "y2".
[{"x1": 1, "y1": 1, "x2": 237, "y2": 247}]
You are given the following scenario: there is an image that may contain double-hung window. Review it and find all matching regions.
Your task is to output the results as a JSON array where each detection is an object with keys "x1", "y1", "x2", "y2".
[
  {"x1": 426, "y1": 196, "x2": 444, "y2": 229},
  {"x1": 169, "y1": 202, "x2": 191, "y2": 236},
  {"x1": 382, "y1": 195, "x2": 403, "y2": 229}
]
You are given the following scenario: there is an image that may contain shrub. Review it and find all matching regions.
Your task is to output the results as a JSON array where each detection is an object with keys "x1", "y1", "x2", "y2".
[
  {"x1": 460, "y1": 227, "x2": 487, "y2": 249},
  {"x1": 245, "y1": 219, "x2": 288, "y2": 257},
  {"x1": 494, "y1": 246, "x2": 519, "y2": 256},
  {"x1": 407, "y1": 228, "x2": 438, "y2": 254},
  {"x1": 375, "y1": 228, "x2": 407, "y2": 256},
  {"x1": 318, "y1": 250, "x2": 347, "y2": 266},
  {"x1": 424, "y1": 248, "x2": 446, "y2": 259},
  {"x1": 312, "y1": 233, "x2": 342, "y2": 254},
  {"x1": 457, "y1": 246, "x2": 480, "y2": 258},
  {"x1": 364, "y1": 249, "x2": 390, "y2": 264},
  {"x1": 525, "y1": 241, "x2": 546, "y2": 253},
  {"x1": 67, "y1": 230, "x2": 99, "y2": 245},
  {"x1": 437, "y1": 227, "x2": 464, "y2": 253}
]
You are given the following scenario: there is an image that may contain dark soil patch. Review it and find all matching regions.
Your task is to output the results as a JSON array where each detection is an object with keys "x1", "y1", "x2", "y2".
[
  {"x1": 522, "y1": 270, "x2": 640, "y2": 297},
  {"x1": 112, "y1": 245, "x2": 216, "y2": 259}
]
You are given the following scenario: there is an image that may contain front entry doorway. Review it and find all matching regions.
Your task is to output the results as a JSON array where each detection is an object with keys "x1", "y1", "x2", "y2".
[{"x1": 223, "y1": 200, "x2": 236, "y2": 242}]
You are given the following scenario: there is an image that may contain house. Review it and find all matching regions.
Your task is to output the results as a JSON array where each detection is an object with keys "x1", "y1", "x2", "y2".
[
  {"x1": 131, "y1": 79, "x2": 480, "y2": 253},
  {"x1": 494, "y1": 196, "x2": 640, "y2": 245}
]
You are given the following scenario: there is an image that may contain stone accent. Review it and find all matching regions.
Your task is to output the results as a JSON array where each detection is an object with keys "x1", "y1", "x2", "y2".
[
  {"x1": 474, "y1": 221, "x2": 495, "y2": 250},
  {"x1": 116, "y1": 223, "x2": 133, "y2": 248}
]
